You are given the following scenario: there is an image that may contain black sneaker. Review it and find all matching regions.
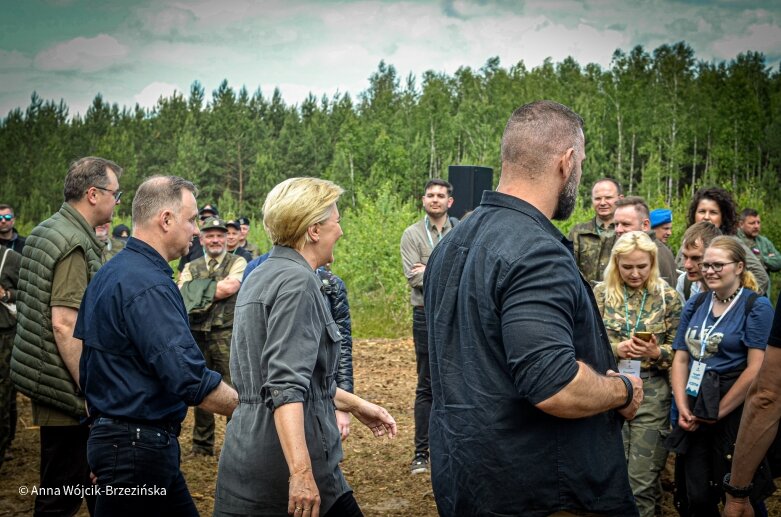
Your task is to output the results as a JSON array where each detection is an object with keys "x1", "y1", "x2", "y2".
[{"x1": 410, "y1": 453, "x2": 429, "y2": 474}]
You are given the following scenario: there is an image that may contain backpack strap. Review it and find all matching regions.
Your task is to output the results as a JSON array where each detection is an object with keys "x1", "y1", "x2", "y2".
[{"x1": 683, "y1": 277, "x2": 692, "y2": 300}]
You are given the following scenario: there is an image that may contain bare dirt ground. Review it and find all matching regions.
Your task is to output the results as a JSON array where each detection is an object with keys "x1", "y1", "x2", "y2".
[{"x1": 1, "y1": 338, "x2": 780, "y2": 516}]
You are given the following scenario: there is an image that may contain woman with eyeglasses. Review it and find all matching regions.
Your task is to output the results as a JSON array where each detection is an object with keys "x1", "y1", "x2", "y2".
[
  {"x1": 669, "y1": 236, "x2": 775, "y2": 515},
  {"x1": 593, "y1": 231, "x2": 682, "y2": 517}
]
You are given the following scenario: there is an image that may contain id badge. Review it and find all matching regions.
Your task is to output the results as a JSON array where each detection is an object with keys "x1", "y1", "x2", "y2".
[
  {"x1": 685, "y1": 361, "x2": 707, "y2": 397},
  {"x1": 618, "y1": 359, "x2": 641, "y2": 377}
]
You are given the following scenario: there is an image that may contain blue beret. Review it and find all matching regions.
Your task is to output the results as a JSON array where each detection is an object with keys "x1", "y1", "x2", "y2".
[{"x1": 649, "y1": 209, "x2": 672, "y2": 228}]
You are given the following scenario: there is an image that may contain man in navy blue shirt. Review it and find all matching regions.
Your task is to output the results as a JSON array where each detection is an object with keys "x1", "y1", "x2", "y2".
[
  {"x1": 424, "y1": 100, "x2": 642, "y2": 516},
  {"x1": 76, "y1": 176, "x2": 238, "y2": 516}
]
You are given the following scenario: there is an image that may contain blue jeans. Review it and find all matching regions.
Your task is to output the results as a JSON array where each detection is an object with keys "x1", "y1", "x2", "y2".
[{"x1": 87, "y1": 417, "x2": 198, "y2": 517}]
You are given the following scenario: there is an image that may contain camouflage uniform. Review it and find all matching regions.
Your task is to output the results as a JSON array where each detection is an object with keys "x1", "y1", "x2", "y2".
[
  {"x1": 101, "y1": 236, "x2": 125, "y2": 262},
  {"x1": 594, "y1": 282, "x2": 683, "y2": 517},
  {"x1": 569, "y1": 217, "x2": 616, "y2": 286}
]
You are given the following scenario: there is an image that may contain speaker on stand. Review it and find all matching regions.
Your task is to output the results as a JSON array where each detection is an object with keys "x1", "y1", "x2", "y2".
[{"x1": 447, "y1": 165, "x2": 493, "y2": 220}]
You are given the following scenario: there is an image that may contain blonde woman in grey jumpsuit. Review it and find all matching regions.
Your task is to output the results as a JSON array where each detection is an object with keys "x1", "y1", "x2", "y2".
[{"x1": 213, "y1": 178, "x2": 397, "y2": 517}]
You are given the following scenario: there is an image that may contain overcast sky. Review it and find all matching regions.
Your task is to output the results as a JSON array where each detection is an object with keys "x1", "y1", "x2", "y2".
[{"x1": 1, "y1": 0, "x2": 780, "y2": 118}]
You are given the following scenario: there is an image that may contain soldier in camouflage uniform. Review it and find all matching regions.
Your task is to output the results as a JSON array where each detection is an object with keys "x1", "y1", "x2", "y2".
[
  {"x1": 95, "y1": 222, "x2": 125, "y2": 261},
  {"x1": 569, "y1": 178, "x2": 622, "y2": 285},
  {"x1": 179, "y1": 217, "x2": 246, "y2": 456},
  {"x1": 0, "y1": 244, "x2": 20, "y2": 469},
  {"x1": 237, "y1": 216, "x2": 261, "y2": 258},
  {"x1": 593, "y1": 231, "x2": 683, "y2": 517}
]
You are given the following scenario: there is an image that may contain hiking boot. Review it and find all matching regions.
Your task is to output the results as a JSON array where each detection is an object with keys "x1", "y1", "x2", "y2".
[{"x1": 410, "y1": 453, "x2": 429, "y2": 475}]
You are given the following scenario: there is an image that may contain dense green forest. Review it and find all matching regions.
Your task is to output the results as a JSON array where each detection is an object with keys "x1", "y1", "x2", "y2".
[{"x1": 2, "y1": 41, "x2": 780, "y2": 335}]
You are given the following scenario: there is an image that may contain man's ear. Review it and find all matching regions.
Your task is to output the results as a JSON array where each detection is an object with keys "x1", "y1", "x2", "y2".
[
  {"x1": 159, "y1": 209, "x2": 173, "y2": 232},
  {"x1": 447, "y1": 197, "x2": 454, "y2": 209},
  {"x1": 560, "y1": 147, "x2": 575, "y2": 181},
  {"x1": 641, "y1": 218, "x2": 650, "y2": 232}
]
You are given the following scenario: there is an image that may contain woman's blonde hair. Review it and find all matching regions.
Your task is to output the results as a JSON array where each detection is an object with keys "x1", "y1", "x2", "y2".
[
  {"x1": 706, "y1": 236, "x2": 759, "y2": 291},
  {"x1": 262, "y1": 177, "x2": 344, "y2": 250},
  {"x1": 602, "y1": 231, "x2": 665, "y2": 306}
]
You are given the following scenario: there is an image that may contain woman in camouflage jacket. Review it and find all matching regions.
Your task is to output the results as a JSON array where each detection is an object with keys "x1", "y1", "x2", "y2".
[{"x1": 594, "y1": 231, "x2": 683, "y2": 517}]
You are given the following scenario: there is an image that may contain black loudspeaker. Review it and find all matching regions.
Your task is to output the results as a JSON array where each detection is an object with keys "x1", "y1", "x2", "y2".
[{"x1": 448, "y1": 165, "x2": 493, "y2": 219}]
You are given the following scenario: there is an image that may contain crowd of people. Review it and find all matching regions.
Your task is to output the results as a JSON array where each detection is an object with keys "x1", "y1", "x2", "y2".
[{"x1": 0, "y1": 99, "x2": 780, "y2": 517}]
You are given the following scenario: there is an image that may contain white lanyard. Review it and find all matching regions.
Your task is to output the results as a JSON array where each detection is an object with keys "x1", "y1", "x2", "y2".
[
  {"x1": 697, "y1": 287, "x2": 743, "y2": 360},
  {"x1": 424, "y1": 216, "x2": 440, "y2": 249}
]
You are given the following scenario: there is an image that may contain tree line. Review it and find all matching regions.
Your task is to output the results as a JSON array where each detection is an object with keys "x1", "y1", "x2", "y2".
[
  {"x1": 2, "y1": 41, "x2": 779, "y2": 225},
  {"x1": 2, "y1": 42, "x2": 780, "y2": 335}
]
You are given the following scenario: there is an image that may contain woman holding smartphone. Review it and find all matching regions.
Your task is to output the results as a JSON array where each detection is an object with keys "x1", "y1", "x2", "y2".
[
  {"x1": 594, "y1": 231, "x2": 682, "y2": 517},
  {"x1": 670, "y1": 236, "x2": 774, "y2": 515}
]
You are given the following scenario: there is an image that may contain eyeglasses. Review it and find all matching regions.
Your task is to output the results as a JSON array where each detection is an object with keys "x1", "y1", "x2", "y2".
[
  {"x1": 699, "y1": 262, "x2": 736, "y2": 272},
  {"x1": 94, "y1": 186, "x2": 123, "y2": 202},
  {"x1": 0, "y1": 214, "x2": 13, "y2": 221}
]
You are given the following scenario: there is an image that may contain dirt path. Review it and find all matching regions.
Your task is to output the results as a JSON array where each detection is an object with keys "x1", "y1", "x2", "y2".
[{"x1": 1, "y1": 338, "x2": 779, "y2": 516}]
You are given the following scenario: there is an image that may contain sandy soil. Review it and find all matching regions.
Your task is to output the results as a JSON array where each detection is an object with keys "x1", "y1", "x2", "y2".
[{"x1": 1, "y1": 338, "x2": 779, "y2": 516}]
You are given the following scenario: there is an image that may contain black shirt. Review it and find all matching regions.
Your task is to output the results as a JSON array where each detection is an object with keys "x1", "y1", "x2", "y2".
[
  {"x1": 769, "y1": 291, "x2": 781, "y2": 348},
  {"x1": 424, "y1": 190, "x2": 638, "y2": 516},
  {"x1": 76, "y1": 237, "x2": 222, "y2": 424}
]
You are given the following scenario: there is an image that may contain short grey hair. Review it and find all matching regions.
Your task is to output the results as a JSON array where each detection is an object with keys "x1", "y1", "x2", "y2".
[
  {"x1": 132, "y1": 176, "x2": 198, "y2": 226},
  {"x1": 63, "y1": 156, "x2": 123, "y2": 202}
]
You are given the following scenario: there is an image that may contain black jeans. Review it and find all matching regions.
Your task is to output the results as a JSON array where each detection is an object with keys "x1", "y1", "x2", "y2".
[
  {"x1": 87, "y1": 417, "x2": 198, "y2": 517},
  {"x1": 36, "y1": 424, "x2": 95, "y2": 517},
  {"x1": 412, "y1": 306, "x2": 431, "y2": 456},
  {"x1": 323, "y1": 491, "x2": 363, "y2": 517}
]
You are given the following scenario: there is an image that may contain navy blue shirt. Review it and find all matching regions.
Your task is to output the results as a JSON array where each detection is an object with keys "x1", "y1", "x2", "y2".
[
  {"x1": 424, "y1": 191, "x2": 637, "y2": 516},
  {"x1": 76, "y1": 237, "x2": 222, "y2": 424}
]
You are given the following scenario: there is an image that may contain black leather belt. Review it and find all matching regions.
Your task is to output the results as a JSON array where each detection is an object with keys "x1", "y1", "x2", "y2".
[{"x1": 95, "y1": 416, "x2": 182, "y2": 437}]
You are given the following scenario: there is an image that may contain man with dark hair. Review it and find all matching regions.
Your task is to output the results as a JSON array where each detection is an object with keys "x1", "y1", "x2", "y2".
[
  {"x1": 675, "y1": 222, "x2": 722, "y2": 301},
  {"x1": 400, "y1": 177, "x2": 455, "y2": 474},
  {"x1": 425, "y1": 100, "x2": 641, "y2": 515},
  {"x1": 11, "y1": 156, "x2": 122, "y2": 516},
  {"x1": 569, "y1": 177, "x2": 623, "y2": 285},
  {"x1": 77, "y1": 176, "x2": 238, "y2": 515},
  {"x1": 738, "y1": 208, "x2": 780, "y2": 294},
  {"x1": 0, "y1": 203, "x2": 26, "y2": 253},
  {"x1": 613, "y1": 196, "x2": 678, "y2": 287},
  {"x1": 178, "y1": 216, "x2": 246, "y2": 456}
]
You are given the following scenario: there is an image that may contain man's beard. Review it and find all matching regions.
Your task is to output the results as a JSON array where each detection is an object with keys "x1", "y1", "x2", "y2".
[{"x1": 552, "y1": 165, "x2": 579, "y2": 221}]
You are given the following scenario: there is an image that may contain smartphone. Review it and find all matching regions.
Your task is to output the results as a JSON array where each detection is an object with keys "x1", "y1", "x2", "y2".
[{"x1": 634, "y1": 331, "x2": 653, "y2": 341}]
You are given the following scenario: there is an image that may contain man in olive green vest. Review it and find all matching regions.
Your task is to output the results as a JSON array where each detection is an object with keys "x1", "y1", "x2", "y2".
[
  {"x1": 569, "y1": 178, "x2": 623, "y2": 285},
  {"x1": 11, "y1": 156, "x2": 122, "y2": 516},
  {"x1": 178, "y1": 217, "x2": 246, "y2": 456}
]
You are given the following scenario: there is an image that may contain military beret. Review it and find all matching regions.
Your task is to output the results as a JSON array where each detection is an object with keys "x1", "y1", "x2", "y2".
[
  {"x1": 200, "y1": 217, "x2": 228, "y2": 232},
  {"x1": 649, "y1": 209, "x2": 672, "y2": 228}
]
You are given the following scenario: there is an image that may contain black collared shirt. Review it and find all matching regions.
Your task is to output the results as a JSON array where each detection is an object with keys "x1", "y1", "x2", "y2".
[
  {"x1": 424, "y1": 190, "x2": 637, "y2": 516},
  {"x1": 76, "y1": 237, "x2": 222, "y2": 424}
]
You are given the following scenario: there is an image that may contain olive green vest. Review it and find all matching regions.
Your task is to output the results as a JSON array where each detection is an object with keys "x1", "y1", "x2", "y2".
[
  {"x1": 10, "y1": 203, "x2": 104, "y2": 418},
  {"x1": 187, "y1": 252, "x2": 240, "y2": 331}
]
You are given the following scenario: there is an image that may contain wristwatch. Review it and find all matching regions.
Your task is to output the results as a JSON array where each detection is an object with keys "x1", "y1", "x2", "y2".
[{"x1": 722, "y1": 473, "x2": 753, "y2": 498}]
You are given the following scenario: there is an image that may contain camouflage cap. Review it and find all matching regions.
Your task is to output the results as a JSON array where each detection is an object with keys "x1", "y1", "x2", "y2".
[{"x1": 200, "y1": 217, "x2": 228, "y2": 232}]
